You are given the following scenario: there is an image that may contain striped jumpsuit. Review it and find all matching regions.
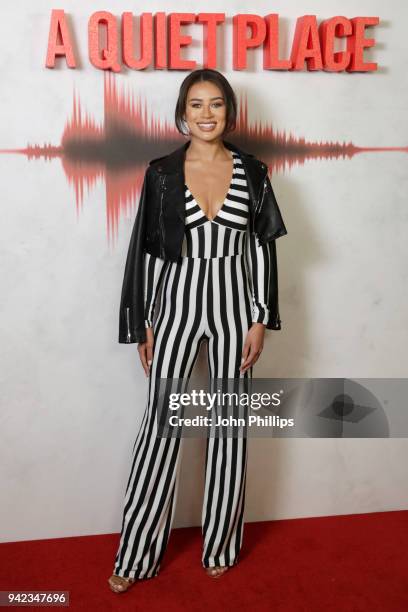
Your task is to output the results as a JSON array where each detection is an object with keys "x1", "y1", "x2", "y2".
[{"x1": 113, "y1": 151, "x2": 273, "y2": 579}]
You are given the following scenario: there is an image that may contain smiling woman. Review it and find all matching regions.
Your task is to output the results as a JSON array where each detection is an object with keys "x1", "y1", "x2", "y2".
[
  {"x1": 109, "y1": 68, "x2": 288, "y2": 593},
  {"x1": 176, "y1": 75, "x2": 238, "y2": 221}
]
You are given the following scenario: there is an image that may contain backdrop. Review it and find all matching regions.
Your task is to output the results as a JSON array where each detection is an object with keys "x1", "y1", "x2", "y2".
[{"x1": 1, "y1": 0, "x2": 407, "y2": 542}]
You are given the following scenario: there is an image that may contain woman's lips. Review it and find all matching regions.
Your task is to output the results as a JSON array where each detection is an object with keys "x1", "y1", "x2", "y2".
[{"x1": 197, "y1": 122, "x2": 217, "y2": 131}]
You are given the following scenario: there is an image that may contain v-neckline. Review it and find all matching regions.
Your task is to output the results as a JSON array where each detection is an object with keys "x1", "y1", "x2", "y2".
[{"x1": 184, "y1": 152, "x2": 236, "y2": 222}]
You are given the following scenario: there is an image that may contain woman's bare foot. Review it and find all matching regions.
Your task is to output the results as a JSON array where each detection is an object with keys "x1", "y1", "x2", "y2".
[
  {"x1": 108, "y1": 574, "x2": 135, "y2": 593},
  {"x1": 205, "y1": 566, "x2": 229, "y2": 578}
]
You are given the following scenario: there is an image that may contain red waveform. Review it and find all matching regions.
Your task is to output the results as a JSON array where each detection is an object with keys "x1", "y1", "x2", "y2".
[{"x1": 1, "y1": 71, "x2": 407, "y2": 246}]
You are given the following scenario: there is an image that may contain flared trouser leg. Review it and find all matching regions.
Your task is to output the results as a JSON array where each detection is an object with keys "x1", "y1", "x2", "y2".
[{"x1": 201, "y1": 254, "x2": 252, "y2": 568}]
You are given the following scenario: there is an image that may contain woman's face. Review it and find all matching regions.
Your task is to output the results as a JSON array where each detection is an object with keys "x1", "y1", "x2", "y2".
[{"x1": 183, "y1": 80, "x2": 228, "y2": 142}]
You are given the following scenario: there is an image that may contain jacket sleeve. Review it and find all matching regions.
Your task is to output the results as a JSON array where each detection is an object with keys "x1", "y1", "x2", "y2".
[
  {"x1": 249, "y1": 174, "x2": 287, "y2": 330},
  {"x1": 245, "y1": 229, "x2": 281, "y2": 329},
  {"x1": 143, "y1": 252, "x2": 167, "y2": 328},
  {"x1": 118, "y1": 168, "x2": 150, "y2": 344}
]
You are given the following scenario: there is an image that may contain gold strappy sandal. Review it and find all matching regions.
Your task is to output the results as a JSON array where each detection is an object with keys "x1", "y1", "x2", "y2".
[{"x1": 108, "y1": 574, "x2": 136, "y2": 593}]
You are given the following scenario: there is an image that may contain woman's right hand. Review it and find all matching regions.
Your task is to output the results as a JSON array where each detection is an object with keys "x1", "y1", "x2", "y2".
[{"x1": 138, "y1": 327, "x2": 154, "y2": 377}]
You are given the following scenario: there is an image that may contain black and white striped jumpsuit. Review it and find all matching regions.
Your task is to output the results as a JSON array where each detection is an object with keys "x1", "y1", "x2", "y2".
[{"x1": 113, "y1": 150, "x2": 273, "y2": 579}]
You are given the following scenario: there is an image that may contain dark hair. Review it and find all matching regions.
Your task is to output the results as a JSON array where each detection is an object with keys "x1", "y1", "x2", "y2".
[{"x1": 175, "y1": 69, "x2": 237, "y2": 137}]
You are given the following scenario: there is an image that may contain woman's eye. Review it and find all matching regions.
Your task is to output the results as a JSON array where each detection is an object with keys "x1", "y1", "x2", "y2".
[{"x1": 190, "y1": 102, "x2": 223, "y2": 108}]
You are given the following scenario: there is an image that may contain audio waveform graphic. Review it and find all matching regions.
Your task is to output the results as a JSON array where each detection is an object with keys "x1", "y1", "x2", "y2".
[{"x1": 1, "y1": 72, "x2": 407, "y2": 245}]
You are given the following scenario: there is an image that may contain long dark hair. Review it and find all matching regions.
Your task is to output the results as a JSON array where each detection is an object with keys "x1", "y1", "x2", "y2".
[{"x1": 174, "y1": 69, "x2": 237, "y2": 137}]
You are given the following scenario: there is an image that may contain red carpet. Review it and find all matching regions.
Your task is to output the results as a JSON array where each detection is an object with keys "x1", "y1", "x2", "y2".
[{"x1": 1, "y1": 510, "x2": 407, "y2": 611}]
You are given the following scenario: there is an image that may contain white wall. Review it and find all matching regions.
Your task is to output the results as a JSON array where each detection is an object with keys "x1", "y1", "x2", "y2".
[{"x1": 1, "y1": 0, "x2": 407, "y2": 542}]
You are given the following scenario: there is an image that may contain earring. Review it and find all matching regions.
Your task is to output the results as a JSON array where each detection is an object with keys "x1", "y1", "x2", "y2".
[{"x1": 183, "y1": 119, "x2": 191, "y2": 135}]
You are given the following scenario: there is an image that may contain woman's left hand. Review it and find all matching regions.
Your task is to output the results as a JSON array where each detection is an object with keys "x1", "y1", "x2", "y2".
[{"x1": 240, "y1": 323, "x2": 266, "y2": 373}]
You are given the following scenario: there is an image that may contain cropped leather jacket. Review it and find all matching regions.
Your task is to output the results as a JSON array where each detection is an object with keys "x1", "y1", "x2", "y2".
[{"x1": 118, "y1": 138, "x2": 288, "y2": 344}]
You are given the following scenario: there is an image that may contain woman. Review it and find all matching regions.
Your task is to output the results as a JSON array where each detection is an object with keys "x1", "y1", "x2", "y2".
[{"x1": 108, "y1": 68, "x2": 287, "y2": 593}]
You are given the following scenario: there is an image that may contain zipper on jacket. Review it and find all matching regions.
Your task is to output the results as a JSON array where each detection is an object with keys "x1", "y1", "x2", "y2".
[
  {"x1": 125, "y1": 307, "x2": 132, "y2": 342},
  {"x1": 257, "y1": 177, "x2": 267, "y2": 216},
  {"x1": 252, "y1": 167, "x2": 268, "y2": 234},
  {"x1": 159, "y1": 175, "x2": 166, "y2": 259}
]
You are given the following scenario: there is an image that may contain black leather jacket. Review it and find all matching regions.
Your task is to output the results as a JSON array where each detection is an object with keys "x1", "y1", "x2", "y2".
[{"x1": 118, "y1": 138, "x2": 288, "y2": 344}]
